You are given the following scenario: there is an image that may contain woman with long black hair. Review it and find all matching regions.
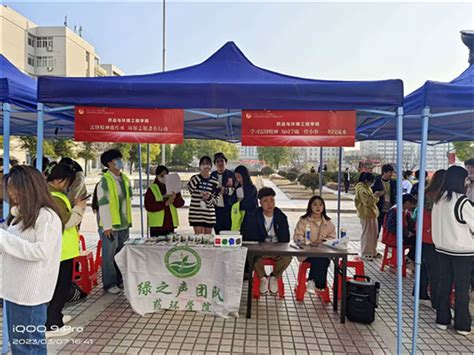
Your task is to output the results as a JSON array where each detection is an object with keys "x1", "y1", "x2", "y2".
[
  {"x1": 230, "y1": 165, "x2": 258, "y2": 232},
  {"x1": 432, "y1": 166, "x2": 473, "y2": 336}
]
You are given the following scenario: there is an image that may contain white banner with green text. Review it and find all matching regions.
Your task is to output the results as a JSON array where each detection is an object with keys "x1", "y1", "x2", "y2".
[{"x1": 115, "y1": 245, "x2": 248, "y2": 318}]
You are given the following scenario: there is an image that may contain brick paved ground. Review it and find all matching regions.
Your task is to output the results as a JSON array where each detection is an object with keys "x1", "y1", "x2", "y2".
[{"x1": 2, "y1": 208, "x2": 472, "y2": 354}]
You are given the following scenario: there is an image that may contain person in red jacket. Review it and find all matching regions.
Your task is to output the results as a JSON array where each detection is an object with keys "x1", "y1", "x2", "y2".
[
  {"x1": 382, "y1": 194, "x2": 417, "y2": 264},
  {"x1": 416, "y1": 169, "x2": 446, "y2": 308},
  {"x1": 144, "y1": 166, "x2": 185, "y2": 236}
]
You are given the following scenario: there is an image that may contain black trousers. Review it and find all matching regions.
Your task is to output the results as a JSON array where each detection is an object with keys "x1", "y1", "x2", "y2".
[
  {"x1": 377, "y1": 211, "x2": 386, "y2": 235},
  {"x1": 416, "y1": 243, "x2": 440, "y2": 305},
  {"x1": 344, "y1": 180, "x2": 350, "y2": 193},
  {"x1": 306, "y1": 257, "x2": 331, "y2": 289},
  {"x1": 436, "y1": 253, "x2": 472, "y2": 332},
  {"x1": 214, "y1": 206, "x2": 231, "y2": 234},
  {"x1": 46, "y1": 259, "x2": 73, "y2": 330}
]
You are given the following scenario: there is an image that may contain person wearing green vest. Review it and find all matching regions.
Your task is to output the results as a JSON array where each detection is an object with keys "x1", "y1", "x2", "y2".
[
  {"x1": 46, "y1": 163, "x2": 86, "y2": 338},
  {"x1": 230, "y1": 165, "x2": 258, "y2": 232},
  {"x1": 97, "y1": 149, "x2": 132, "y2": 295},
  {"x1": 145, "y1": 165, "x2": 185, "y2": 236}
]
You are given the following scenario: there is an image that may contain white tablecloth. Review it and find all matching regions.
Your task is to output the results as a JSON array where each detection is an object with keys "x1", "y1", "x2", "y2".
[{"x1": 115, "y1": 244, "x2": 247, "y2": 318}]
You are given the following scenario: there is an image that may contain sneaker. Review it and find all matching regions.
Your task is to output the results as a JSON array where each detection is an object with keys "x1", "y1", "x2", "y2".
[
  {"x1": 269, "y1": 276, "x2": 279, "y2": 295},
  {"x1": 306, "y1": 280, "x2": 316, "y2": 293},
  {"x1": 259, "y1": 277, "x2": 269, "y2": 295},
  {"x1": 107, "y1": 286, "x2": 122, "y2": 295},
  {"x1": 374, "y1": 252, "x2": 383, "y2": 259},
  {"x1": 436, "y1": 324, "x2": 448, "y2": 330},
  {"x1": 362, "y1": 255, "x2": 373, "y2": 262},
  {"x1": 46, "y1": 326, "x2": 75, "y2": 338},
  {"x1": 118, "y1": 283, "x2": 124, "y2": 289},
  {"x1": 456, "y1": 330, "x2": 471, "y2": 336},
  {"x1": 62, "y1": 315, "x2": 72, "y2": 324}
]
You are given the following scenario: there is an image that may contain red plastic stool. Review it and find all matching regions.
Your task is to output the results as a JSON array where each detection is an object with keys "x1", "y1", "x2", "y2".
[
  {"x1": 72, "y1": 236, "x2": 98, "y2": 294},
  {"x1": 380, "y1": 244, "x2": 409, "y2": 277},
  {"x1": 252, "y1": 258, "x2": 285, "y2": 299},
  {"x1": 95, "y1": 239, "x2": 103, "y2": 271},
  {"x1": 294, "y1": 261, "x2": 330, "y2": 302},
  {"x1": 337, "y1": 257, "x2": 365, "y2": 300}
]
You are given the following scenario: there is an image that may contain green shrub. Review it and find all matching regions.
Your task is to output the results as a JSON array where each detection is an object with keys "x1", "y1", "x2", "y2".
[
  {"x1": 286, "y1": 171, "x2": 299, "y2": 182},
  {"x1": 278, "y1": 170, "x2": 287, "y2": 178},
  {"x1": 260, "y1": 166, "x2": 275, "y2": 176},
  {"x1": 298, "y1": 173, "x2": 325, "y2": 193}
]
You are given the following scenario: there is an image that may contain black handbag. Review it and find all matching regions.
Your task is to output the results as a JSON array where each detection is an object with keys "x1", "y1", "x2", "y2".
[{"x1": 346, "y1": 275, "x2": 380, "y2": 324}]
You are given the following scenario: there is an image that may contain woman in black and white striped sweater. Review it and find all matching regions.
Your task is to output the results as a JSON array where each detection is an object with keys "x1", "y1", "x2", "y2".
[{"x1": 187, "y1": 156, "x2": 220, "y2": 234}]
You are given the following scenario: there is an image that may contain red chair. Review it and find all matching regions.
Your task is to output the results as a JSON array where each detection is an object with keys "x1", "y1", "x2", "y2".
[
  {"x1": 72, "y1": 235, "x2": 98, "y2": 294},
  {"x1": 95, "y1": 239, "x2": 103, "y2": 271},
  {"x1": 337, "y1": 257, "x2": 365, "y2": 300},
  {"x1": 380, "y1": 244, "x2": 409, "y2": 277},
  {"x1": 294, "y1": 261, "x2": 330, "y2": 303},
  {"x1": 252, "y1": 258, "x2": 285, "y2": 299}
]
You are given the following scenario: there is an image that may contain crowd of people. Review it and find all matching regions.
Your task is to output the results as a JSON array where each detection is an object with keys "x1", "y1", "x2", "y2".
[
  {"x1": 1, "y1": 150, "x2": 473, "y2": 353},
  {"x1": 354, "y1": 160, "x2": 474, "y2": 336}
]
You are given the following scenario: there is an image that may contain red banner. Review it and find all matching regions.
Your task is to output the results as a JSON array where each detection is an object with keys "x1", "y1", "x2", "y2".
[
  {"x1": 241, "y1": 110, "x2": 356, "y2": 147},
  {"x1": 74, "y1": 106, "x2": 184, "y2": 143}
]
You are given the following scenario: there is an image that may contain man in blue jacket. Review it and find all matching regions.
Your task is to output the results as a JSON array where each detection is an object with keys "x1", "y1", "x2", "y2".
[{"x1": 243, "y1": 187, "x2": 292, "y2": 295}]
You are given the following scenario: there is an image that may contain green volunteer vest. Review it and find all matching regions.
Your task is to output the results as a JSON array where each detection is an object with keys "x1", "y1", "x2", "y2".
[
  {"x1": 103, "y1": 171, "x2": 132, "y2": 228},
  {"x1": 231, "y1": 201, "x2": 246, "y2": 231},
  {"x1": 147, "y1": 183, "x2": 179, "y2": 228},
  {"x1": 50, "y1": 191, "x2": 80, "y2": 261}
]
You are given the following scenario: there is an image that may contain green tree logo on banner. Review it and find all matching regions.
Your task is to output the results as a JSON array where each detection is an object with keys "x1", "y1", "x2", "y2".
[{"x1": 165, "y1": 247, "x2": 201, "y2": 278}]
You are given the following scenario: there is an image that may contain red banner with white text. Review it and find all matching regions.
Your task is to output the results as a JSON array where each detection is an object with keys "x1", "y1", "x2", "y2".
[
  {"x1": 241, "y1": 110, "x2": 356, "y2": 147},
  {"x1": 74, "y1": 106, "x2": 184, "y2": 144}
]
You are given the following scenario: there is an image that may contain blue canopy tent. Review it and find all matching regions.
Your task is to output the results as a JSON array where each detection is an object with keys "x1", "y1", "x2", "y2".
[
  {"x1": 360, "y1": 31, "x2": 474, "y2": 355},
  {"x1": 34, "y1": 41, "x2": 407, "y2": 351}
]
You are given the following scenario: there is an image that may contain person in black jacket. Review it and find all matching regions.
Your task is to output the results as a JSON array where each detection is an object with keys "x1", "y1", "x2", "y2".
[
  {"x1": 410, "y1": 170, "x2": 428, "y2": 199},
  {"x1": 211, "y1": 152, "x2": 235, "y2": 234},
  {"x1": 242, "y1": 187, "x2": 292, "y2": 295},
  {"x1": 372, "y1": 164, "x2": 397, "y2": 235}
]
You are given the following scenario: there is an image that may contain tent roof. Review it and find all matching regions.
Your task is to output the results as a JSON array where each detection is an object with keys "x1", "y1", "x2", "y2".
[
  {"x1": 36, "y1": 41, "x2": 404, "y2": 141},
  {"x1": 359, "y1": 65, "x2": 474, "y2": 142},
  {"x1": 0, "y1": 55, "x2": 74, "y2": 137}
]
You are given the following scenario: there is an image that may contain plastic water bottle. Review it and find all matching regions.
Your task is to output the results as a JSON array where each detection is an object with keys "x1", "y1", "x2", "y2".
[
  {"x1": 340, "y1": 228, "x2": 347, "y2": 239},
  {"x1": 305, "y1": 224, "x2": 311, "y2": 245}
]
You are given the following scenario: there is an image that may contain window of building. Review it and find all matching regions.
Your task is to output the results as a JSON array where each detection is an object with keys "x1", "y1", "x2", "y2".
[
  {"x1": 28, "y1": 34, "x2": 35, "y2": 47},
  {"x1": 36, "y1": 56, "x2": 54, "y2": 68},
  {"x1": 27, "y1": 55, "x2": 35, "y2": 67},
  {"x1": 36, "y1": 37, "x2": 53, "y2": 49}
]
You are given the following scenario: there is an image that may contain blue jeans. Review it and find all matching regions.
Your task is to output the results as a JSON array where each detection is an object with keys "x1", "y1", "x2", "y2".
[
  {"x1": 100, "y1": 228, "x2": 129, "y2": 290},
  {"x1": 5, "y1": 301, "x2": 48, "y2": 355}
]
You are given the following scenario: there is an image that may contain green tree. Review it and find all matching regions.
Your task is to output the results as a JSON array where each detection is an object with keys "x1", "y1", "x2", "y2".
[
  {"x1": 17, "y1": 137, "x2": 55, "y2": 160},
  {"x1": 77, "y1": 142, "x2": 98, "y2": 176},
  {"x1": 50, "y1": 138, "x2": 76, "y2": 159},
  {"x1": 171, "y1": 140, "x2": 197, "y2": 166},
  {"x1": 452, "y1": 141, "x2": 474, "y2": 162},
  {"x1": 257, "y1": 146, "x2": 291, "y2": 169}
]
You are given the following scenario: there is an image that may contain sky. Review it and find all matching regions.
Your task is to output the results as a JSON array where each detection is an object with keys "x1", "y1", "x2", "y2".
[{"x1": 4, "y1": 1, "x2": 474, "y2": 93}]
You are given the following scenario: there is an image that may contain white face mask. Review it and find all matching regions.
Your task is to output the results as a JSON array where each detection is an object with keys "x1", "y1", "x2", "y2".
[{"x1": 158, "y1": 176, "x2": 166, "y2": 183}]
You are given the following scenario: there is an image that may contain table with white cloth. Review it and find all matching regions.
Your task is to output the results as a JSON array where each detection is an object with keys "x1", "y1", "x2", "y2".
[{"x1": 115, "y1": 243, "x2": 247, "y2": 318}]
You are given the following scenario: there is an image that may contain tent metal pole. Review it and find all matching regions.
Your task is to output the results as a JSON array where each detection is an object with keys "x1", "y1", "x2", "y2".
[
  {"x1": 411, "y1": 107, "x2": 430, "y2": 355},
  {"x1": 2, "y1": 102, "x2": 11, "y2": 355},
  {"x1": 147, "y1": 144, "x2": 150, "y2": 237},
  {"x1": 319, "y1": 147, "x2": 323, "y2": 196},
  {"x1": 138, "y1": 144, "x2": 145, "y2": 238},
  {"x1": 161, "y1": 0, "x2": 166, "y2": 166},
  {"x1": 337, "y1": 147, "x2": 342, "y2": 238},
  {"x1": 36, "y1": 103, "x2": 45, "y2": 172},
  {"x1": 2, "y1": 102, "x2": 11, "y2": 219},
  {"x1": 395, "y1": 106, "x2": 404, "y2": 355}
]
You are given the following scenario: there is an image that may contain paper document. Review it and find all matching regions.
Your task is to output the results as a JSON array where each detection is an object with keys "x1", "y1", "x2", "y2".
[{"x1": 165, "y1": 173, "x2": 182, "y2": 194}]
